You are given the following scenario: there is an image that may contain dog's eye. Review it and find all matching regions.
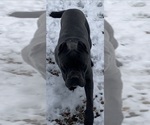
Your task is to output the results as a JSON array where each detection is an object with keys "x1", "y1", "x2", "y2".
[
  {"x1": 78, "y1": 42, "x2": 88, "y2": 53},
  {"x1": 61, "y1": 64, "x2": 68, "y2": 73},
  {"x1": 58, "y1": 43, "x2": 68, "y2": 55}
]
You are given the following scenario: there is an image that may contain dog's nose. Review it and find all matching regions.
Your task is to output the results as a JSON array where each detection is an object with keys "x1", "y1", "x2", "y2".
[
  {"x1": 72, "y1": 77, "x2": 85, "y2": 87},
  {"x1": 69, "y1": 86, "x2": 77, "y2": 91},
  {"x1": 66, "y1": 77, "x2": 78, "y2": 89},
  {"x1": 78, "y1": 84, "x2": 85, "y2": 87}
]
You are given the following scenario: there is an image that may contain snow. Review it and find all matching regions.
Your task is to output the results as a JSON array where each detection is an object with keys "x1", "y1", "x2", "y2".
[
  {"x1": 0, "y1": 0, "x2": 46, "y2": 125},
  {"x1": 105, "y1": 0, "x2": 150, "y2": 125},
  {"x1": 0, "y1": 0, "x2": 150, "y2": 125},
  {"x1": 46, "y1": 0, "x2": 104, "y2": 125}
]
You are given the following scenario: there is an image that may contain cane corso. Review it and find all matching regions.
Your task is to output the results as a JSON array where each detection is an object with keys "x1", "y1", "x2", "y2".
[{"x1": 50, "y1": 9, "x2": 94, "y2": 125}]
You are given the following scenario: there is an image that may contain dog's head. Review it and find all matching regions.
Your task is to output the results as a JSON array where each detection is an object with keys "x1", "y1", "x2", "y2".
[{"x1": 57, "y1": 39, "x2": 90, "y2": 90}]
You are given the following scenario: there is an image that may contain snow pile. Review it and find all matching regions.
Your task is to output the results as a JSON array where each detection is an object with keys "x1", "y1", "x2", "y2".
[{"x1": 46, "y1": 0, "x2": 104, "y2": 125}]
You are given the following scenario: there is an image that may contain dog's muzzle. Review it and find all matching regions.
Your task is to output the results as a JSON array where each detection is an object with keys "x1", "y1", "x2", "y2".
[{"x1": 66, "y1": 76, "x2": 85, "y2": 91}]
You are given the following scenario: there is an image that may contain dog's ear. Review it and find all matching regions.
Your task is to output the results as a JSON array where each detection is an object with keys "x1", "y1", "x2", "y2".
[
  {"x1": 58, "y1": 43, "x2": 67, "y2": 55},
  {"x1": 78, "y1": 42, "x2": 88, "y2": 53}
]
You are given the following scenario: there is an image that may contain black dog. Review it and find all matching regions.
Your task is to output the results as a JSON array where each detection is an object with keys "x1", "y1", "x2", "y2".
[{"x1": 50, "y1": 9, "x2": 94, "y2": 125}]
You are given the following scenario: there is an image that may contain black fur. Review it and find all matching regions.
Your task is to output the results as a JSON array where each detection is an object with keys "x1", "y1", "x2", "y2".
[{"x1": 50, "y1": 9, "x2": 94, "y2": 125}]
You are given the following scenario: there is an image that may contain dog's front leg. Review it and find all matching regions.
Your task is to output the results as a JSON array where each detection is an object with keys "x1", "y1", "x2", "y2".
[{"x1": 84, "y1": 69, "x2": 94, "y2": 125}]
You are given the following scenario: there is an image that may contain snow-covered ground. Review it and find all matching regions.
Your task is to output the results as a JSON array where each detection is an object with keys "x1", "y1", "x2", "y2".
[
  {"x1": 0, "y1": 0, "x2": 104, "y2": 125},
  {"x1": 46, "y1": 0, "x2": 104, "y2": 125},
  {"x1": 0, "y1": 0, "x2": 46, "y2": 125},
  {"x1": 105, "y1": 0, "x2": 150, "y2": 125},
  {"x1": 0, "y1": 0, "x2": 150, "y2": 125}
]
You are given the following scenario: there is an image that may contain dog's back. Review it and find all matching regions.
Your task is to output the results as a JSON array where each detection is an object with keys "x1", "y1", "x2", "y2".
[{"x1": 50, "y1": 9, "x2": 91, "y2": 47}]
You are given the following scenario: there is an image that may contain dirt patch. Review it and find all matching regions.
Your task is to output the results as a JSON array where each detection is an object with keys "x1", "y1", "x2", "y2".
[
  {"x1": 133, "y1": 13, "x2": 150, "y2": 19},
  {"x1": 142, "y1": 101, "x2": 150, "y2": 104},
  {"x1": 4, "y1": 69, "x2": 36, "y2": 76},
  {"x1": 13, "y1": 119, "x2": 46, "y2": 125},
  {"x1": 0, "y1": 58, "x2": 22, "y2": 64},
  {"x1": 131, "y1": 2, "x2": 146, "y2": 7},
  {"x1": 140, "y1": 109, "x2": 149, "y2": 112},
  {"x1": 123, "y1": 107, "x2": 130, "y2": 111},
  {"x1": 125, "y1": 112, "x2": 140, "y2": 118},
  {"x1": 145, "y1": 31, "x2": 150, "y2": 34}
]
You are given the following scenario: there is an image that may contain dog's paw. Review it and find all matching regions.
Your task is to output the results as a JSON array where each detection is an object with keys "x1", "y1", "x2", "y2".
[{"x1": 84, "y1": 110, "x2": 94, "y2": 125}]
